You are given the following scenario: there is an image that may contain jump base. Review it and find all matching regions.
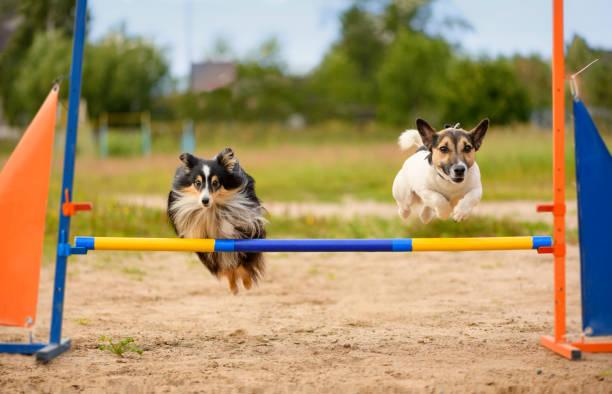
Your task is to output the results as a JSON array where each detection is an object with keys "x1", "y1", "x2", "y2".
[
  {"x1": 0, "y1": 342, "x2": 47, "y2": 355},
  {"x1": 540, "y1": 335, "x2": 581, "y2": 360},
  {"x1": 35, "y1": 339, "x2": 71, "y2": 363}
]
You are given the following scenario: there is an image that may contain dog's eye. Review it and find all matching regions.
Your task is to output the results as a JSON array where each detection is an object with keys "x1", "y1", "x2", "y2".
[
  {"x1": 463, "y1": 145, "x2": 472, "y2": 153},
  {"x1": 194, "y1": 179, "x2": 202, "y2": 188},
  {"x1": 439, "y1": 146, "x2": 449, "y2": 153},
  {"x1": 212, "y1": 179, "x2": 220, "y2": 189}
]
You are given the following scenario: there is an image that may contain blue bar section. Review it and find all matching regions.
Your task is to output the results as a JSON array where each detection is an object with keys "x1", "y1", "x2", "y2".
[
  {"x1": 49, "y1": 0, "x2": 87, "y2": 346},
  {"x1": 532, "y1": 236, "x2": 553, "y2": 249},
  {"x1": 232, "y1": 239, "x2": 400, "y2": 252},
  {"x1": 392, "y1": 239, "x2": 412, "y2": 252},
  {"x1": 74, "y1": 236, "x2": 94, "y2": 250},
  {"x1": 0, "y1": 343, "x2": 47, "y2": 355},
  {"x1": 214, "y1": 240, "x2": 235, "y2": 252}
]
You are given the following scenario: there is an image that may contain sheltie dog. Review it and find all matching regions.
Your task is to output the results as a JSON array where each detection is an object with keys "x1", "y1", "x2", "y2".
[{"x1": 167, "y1": 148, "x2": 266, "y2": 294}]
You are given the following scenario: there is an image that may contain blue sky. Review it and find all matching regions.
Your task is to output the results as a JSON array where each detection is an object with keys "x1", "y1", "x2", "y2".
[{"x1": 89, "y1": 0, "x2": 612, "y2": 77}]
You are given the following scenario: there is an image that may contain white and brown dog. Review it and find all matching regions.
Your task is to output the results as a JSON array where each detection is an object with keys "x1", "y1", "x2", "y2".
[{"x1": 392, "y1": 118, "x2": 489, "y2": 223}]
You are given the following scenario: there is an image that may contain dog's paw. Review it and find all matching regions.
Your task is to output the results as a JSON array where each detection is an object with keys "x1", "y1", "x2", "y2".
[
  {"x1": 451, "y1": 205, "x2": 472, "y2": 222},
  {"x1": 435, "y1": 204, "x2": 452, "y2": 220},
  {"x1": 419, "y1": 206, "x2": 434, "y2": 223},
  {"x1": 222, "y1": 270, "x2": 240, "y2": 295},
  {"x1": 398, "y1": 207, "x2": 411, "y2": 221}
]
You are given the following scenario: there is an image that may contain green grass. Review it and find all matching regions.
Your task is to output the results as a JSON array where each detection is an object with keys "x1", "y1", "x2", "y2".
[
  {"x1": 46, "y1": 197, "x2": 174, "y2": 238},
  {"x1": 267, "y1": 214, "x2": 552, "y2": 239},
  {"x1": 106, "y1": 130, "x2": 147, "y2": 157},
  {"x1": 98, "y1": 336, "x2": 143, "y2": 357},
  {"x1": 4, "y1": 122, "x2": 596, "y2": 203},
  {"x1": 43, "y1": 198, "x2": 555, "y2": 244},
  {"x1": 47, "y1": 124, "x2": 583, "y2": 203}
]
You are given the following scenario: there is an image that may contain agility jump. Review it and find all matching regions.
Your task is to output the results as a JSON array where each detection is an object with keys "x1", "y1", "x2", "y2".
[
  {"x1": 73, "y1": 236, "x2": 551, "y2": 253},
  {"x1": 0, "y1": 0, "x2": 610, "y2": 362}
]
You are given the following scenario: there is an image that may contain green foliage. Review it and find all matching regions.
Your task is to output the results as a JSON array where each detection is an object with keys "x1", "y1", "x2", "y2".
[
  {"x1": 4, "y1": 29, "x2": 168, "y2": 125},
  {"x1": 84, "y1": 31, "x2": 169, "y2": 120},
  {"x1": 236, "y1": 0, "x2": 550, "y2": 127},
  {"x1": 439, "y1": 58, "x2": 531, "y2": 125},
  {"x1": 234, "y1": 61, "x2": 296, "y2": 122},
  {"x1": 567, "y1": 35, "x2": 612, "y2": 131},
  {"x1": 382, "y1": 0, "x2": 432, "y2": 34},
  {"x1": 0, "y1": 0, "x2": 76, "y2": 124},
  {"x1": 337, "y1": 4, "x2": 386, "y2": 78},
  {"x1": 12, "y1": 31, "x2": 72, "y2": 119},
  {"x1": 511, "y1": 55, "x2": 551, "y2": 110},
  {"x1": 309, "y1": 49, "x2": 373, "y2": 118},
  {"x1": 377, "y1": 30, "x2": 452, "y2": 124},
  {"x1": 98, "y1": 336, "x2": 143, "y2": 357}
]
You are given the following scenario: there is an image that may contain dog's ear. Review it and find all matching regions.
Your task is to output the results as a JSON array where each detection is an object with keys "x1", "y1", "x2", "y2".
[
  {"x1": 416, "y1": 118, "x2": 437, "y2": 149},
  {"x1": 179, "y1": 152, "x2": 198, "y2": 169},
  {"x1": 470, "y1": 118, "x2": 489, "y2": 151},
  {"x1": 217, "y1": 147, "x2": 238, "y2": 172}
]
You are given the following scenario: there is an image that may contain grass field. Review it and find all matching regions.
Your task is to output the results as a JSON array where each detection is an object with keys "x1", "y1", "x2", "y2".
[{"x1": 63, "y1": 122, "x2": 577, "y2": 203}]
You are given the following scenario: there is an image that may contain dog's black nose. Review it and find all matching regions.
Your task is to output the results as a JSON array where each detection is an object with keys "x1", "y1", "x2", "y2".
[
  {"x1": 201, "y1": 197, "x2": 210, "y2": 206},
  {"x1": 454, "y1": 167, "x2": 466, "y2": 175}
]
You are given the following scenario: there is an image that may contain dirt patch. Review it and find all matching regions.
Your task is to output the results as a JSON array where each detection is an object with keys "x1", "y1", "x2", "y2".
[{"x1": 1, "y1": 246, "x2": 610, "y2": 393}]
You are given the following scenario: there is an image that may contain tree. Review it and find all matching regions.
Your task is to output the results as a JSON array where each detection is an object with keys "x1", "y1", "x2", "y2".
[
  {"x1": 511, "y1": 54, "x2": 550, "y2": 110},
  {"x1": 234, "y1": 38, "x2": 297, "y2": 121},
  {"x1": 0, "y1": 0, "x2": 79, "y2": 124},
  {"x1": 83, "y1": 31, "x2": 169, "y2": 120},
  {"x1": 376, "y1": 29, "x2": 452, "y2": 124},
  {"x1": 439, "y1": 58, "x2": 530, "y2": 125},
  {"x1": 306, "y1": 3, "x2": 387, "y2": 119},
  {"x1": 337, "y1": 4, "x2": 386, "y2": 78},
  {"x1": 306, "y1": 0, "x2": 444, "y2": 122},
  {"x1": 11, "y1": 31, "x2": 71, "y2": 124},
  {"x1": 567, "y1": 35, "x2": 612, "y2": 111},
  {"x1": 308, "y1": 50, "x2": 373, "y2": 118},
  {"x1": 10, "y1": 29, "x2": 168, "y2": 124},
  {"x1": 381, "y1": 0, "x2": 434, "y2": 36}
]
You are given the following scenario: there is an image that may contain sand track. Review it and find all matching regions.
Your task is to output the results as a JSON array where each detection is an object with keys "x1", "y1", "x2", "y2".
[{"x1": 1, "y1": 244, "x2": 610, "y2": 393}]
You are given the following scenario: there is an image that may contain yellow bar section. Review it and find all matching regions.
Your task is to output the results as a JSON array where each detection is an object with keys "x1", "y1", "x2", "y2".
[
  {"x1": 94, "y1": 237, "x2": 215, "y2": 252},
  {"x1": 412, "y1": 236, "x2": 534, "y2": 251}
]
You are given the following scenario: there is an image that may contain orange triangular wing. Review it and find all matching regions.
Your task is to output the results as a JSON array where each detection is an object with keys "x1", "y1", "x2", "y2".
[{"x1": 0, "y1": 86, "x2": 59, "y2": 327}]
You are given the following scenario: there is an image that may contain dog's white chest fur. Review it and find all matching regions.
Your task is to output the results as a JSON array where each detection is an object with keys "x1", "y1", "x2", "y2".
[
  {"x1": 170, "y1": 191, "x2": 264, "y2": 239},
  {"x1": 393, "y1": 150, "x2": 483, "y2": 223},
  {"x1": 169, "y1": 190, "x2": 266, "y2": 269}
]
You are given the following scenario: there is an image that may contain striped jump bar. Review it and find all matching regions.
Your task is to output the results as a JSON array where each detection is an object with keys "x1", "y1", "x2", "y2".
[{"x1": 74, "y1": 236, "x2": 552, "y2": 253}]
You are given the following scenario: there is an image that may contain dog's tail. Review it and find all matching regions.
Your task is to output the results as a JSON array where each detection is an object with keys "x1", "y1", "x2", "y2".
[{"x1": 398, "y1": 129, "x2": 423, "y2": 157}]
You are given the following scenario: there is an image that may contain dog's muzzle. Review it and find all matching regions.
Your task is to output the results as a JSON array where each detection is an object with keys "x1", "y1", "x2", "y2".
[{"x1": 450, "y1": 164, "x2": 467, "y2": 183}]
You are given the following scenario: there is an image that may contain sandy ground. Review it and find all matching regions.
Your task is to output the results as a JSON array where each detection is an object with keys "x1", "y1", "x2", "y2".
[{"x1": 1, "y1": 244, "x2": 611, "y2": 393}]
